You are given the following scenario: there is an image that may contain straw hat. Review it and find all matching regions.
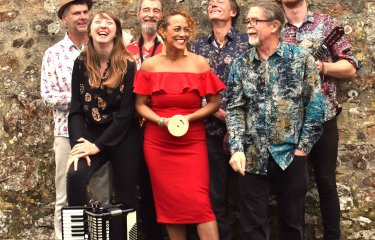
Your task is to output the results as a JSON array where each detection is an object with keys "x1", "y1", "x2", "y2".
[{"x1": 57, "y1": 0, "x2": 93, "y2": 19}]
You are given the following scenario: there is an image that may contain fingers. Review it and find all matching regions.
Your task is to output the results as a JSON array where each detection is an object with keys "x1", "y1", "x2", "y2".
[
  {"x1": 239, "y1": 157, "x2": 245, "y2": 176},
  {"x1": 74, "y1": 157, "x2": 78, "y2": 171},
  {"x1": 294, "y1": 149, "x2": 307, "y2": 156},
  {"x1": 65, "y1": 154, "x2": 92, "y2": 173},
  {"x1": 70, "y1": 141, "x2": 92, "y2": 156},
  {"x1": 66, "y1": 155, "x2": 78, "y2": 173},
  {"x1": 229, "y1": 152, "x2": 246, "y2": 176},
  {"x1": 85, "y1": 156, "x2": 91, "y2": 167},
  {"x1": 77, "y1": 138, "x2": 87, "y2": 143},
  {"x1": 229, "y1": 158, "x2": 243, "y2": 176},
  {"x1": 164, "y1": 118, "x2": 170, "y2": 128}
]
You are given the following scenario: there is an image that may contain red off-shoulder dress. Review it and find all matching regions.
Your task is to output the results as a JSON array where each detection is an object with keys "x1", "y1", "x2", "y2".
[{"x1": 133, "y1": 70, "x2": 225, "y2": 224}]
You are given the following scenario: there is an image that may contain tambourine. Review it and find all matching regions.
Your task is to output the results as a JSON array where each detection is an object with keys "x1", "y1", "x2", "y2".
[{"x1": 167, "y1": 115, "x2": 189, "y2": 137}]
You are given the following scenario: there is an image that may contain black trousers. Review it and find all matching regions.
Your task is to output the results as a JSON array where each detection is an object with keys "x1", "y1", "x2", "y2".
[
  {"x1": 138, "y1": 156, "x2": 164, "y2": 240},
  {"x1": 309, "y1": 117, "x2": 341, "y2": 240},
  {"x1": 67, "y1": 122, "x2": 142, "y2": 208},
  {"x1": 206, "y1": 135, "x2": 232, "y2": 240},
  {"x1": 239, "y1": 156, "x2": 309, "y2": 240}
]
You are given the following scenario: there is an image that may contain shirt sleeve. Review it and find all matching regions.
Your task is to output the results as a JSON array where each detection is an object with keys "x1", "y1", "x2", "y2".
[
  {"x1": 225, "y1": 60, "x2": 246, "y2": 154},
  {"x1": 94, "y1": 61, "x2": 137, "y2": 150},
  {"x1": 297, "y1": 54, "x2": 324, "y2": 153},
  {"x1": 330, "y1": 18, "x2": 361, "y2": 70},
  {"x1": 40, "y1": 49, "x2": 71, "y2": 111},
  {"x1": 68, "y1": 59, "x2": 85, "y2": 148}
]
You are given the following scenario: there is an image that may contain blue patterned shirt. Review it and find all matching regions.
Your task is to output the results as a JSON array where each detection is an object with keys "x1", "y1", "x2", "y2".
[
  {"x1": 226, "y1": 42, "x2": 324, "y2": 174},
  {"x1": 191, "y1": 28, "x2": 251, "y2": 136}
]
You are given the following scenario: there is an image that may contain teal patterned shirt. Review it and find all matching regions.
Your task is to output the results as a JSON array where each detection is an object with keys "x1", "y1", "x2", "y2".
[{"x1": 226, "y1": 42, "x2": 324, "y2": 174}]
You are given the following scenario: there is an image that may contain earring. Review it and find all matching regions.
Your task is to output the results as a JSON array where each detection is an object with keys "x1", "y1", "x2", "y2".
[
  {"x1": 162, "y1": 44, "x2": 167, "y2": 55},
  {"x1": 183, "y1": 47, "x2": 188, "y2": 56}
]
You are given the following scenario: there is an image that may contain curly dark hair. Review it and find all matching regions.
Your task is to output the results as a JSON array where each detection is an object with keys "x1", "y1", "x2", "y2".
[{"x1": 157, "y1": 9, "x2": 197, "y2": 40}]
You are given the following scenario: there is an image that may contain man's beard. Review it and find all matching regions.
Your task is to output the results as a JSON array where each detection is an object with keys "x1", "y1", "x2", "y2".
[
  {"x1": 141, "y1": 21, "x2": 157, "y2": 35},
  {"x1": 249, "y1": 37, "x2": 260, "y2": 47}
]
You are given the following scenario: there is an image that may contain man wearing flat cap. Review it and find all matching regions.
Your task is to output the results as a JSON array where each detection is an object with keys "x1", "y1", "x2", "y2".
[{"x1": 41, "y1": 1, "x2": 111, "y2": 239}]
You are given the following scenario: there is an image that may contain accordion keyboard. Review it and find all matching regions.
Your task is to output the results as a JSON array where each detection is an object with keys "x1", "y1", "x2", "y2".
[{"x1": 61, "y1": 207, "x2": 89, "y2": 240}]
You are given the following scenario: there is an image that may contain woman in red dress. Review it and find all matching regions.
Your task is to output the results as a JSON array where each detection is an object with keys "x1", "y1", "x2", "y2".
[{"x1": 133, "y1": 9, "x2": 224, "y2": 240}]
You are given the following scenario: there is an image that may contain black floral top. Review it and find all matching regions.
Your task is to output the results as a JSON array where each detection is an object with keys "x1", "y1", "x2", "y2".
[{"x1": 68, "y1": 56, "x2": 136, "y2": 150}]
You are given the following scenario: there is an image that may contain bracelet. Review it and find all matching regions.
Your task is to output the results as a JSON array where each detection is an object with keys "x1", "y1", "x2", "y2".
[{"x1": 157, "y1": 117, "x2": 165, "y2": 127}]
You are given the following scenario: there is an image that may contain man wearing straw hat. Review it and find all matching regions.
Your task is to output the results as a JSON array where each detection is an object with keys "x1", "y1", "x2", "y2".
[{"x1": 41, "y1": 1, "x2": 111, "y2": 239}]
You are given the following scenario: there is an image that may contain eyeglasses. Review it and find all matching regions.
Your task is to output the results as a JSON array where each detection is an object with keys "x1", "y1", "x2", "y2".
[{"x1": 243, "y1": 18, "x2": 273, "y2": 26}]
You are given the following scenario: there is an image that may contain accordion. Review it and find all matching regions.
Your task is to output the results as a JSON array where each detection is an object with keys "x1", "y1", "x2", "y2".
[{"x1": 61, "y1": 203, "x2": 137, "y2": 240}]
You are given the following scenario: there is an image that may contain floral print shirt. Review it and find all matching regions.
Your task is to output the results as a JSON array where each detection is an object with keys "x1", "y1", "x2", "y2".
[
  {"x1": 191, "y1": 28, "x2": 251, "y2": 136},
  {"x1": 41, "y1": 33, "x2": 84, "y2": 137},
  {"x1": 226, "y1": 42, "x2": 324, "y2": 175},
  {"x1": 281, "y1": 11, "x2": 361, "y2": 122}
]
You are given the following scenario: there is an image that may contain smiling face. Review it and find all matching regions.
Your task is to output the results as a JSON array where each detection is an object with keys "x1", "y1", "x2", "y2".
[
  {"x1": 246, "y1": 7, "x2": 277, "y2": 47},
  {"x1": 138, "y1": 0, "x2": 162, "y2": 35},
  {"x1": 89, "y1": 13, "x2": 117, "y2": 45},
  {"x1": 207, "y1": 0, "x2": 236, "y2": 23},
  {"x1": 161, "y1": 14, "x2": 191, "y2": 51},
  {"x1": 62, "y1": 3, "x2": 90, "y2": 35}
]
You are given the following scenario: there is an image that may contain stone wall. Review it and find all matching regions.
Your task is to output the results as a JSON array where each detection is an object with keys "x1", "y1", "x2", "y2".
[{"x1": 0, "y1": 0, "x2": 374, "y2": 239}]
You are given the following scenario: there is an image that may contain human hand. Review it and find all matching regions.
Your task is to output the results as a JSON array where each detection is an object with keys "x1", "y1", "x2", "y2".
[
  {"x1": 70, "y1": 138, "x2": 100, "y2": 157},
  {"x1": 294, "y1": 149, "x2": 307, "y2": 156},
  {"x1": 66, "y1": 154, "x2": 91, "y2": 173},
  {"x1": 229, "y1": 152, "x2": 246, "y2": 176},
  {"x1": 163, "y1": 117, "x2": 170, "y2": 128},
  {"x1": 316, "y1": 60, "x2": 326, "y2": 75},
  {"x1": 214, "y1": 108, "x2": 227, "y2": 122}
]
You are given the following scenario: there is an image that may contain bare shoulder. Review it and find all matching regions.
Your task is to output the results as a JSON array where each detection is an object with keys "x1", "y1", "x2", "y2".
[
  {"x1": 140, "y1": 55, "x2": 162, "y2": 72},
  {"x1": 189, "y1": 52, "x2": 211, "y2": 72}
]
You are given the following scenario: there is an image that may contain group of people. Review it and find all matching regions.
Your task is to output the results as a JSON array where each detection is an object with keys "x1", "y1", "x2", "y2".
[{"x1": 41, "y1": 0, "x2": 360, "y2": 240}]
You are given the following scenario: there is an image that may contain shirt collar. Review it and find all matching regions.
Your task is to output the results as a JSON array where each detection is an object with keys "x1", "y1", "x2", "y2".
[
  {"x1": 138, "y1": 34, "x2": 162, "y2": 46},
  {"x1": 249, "y1": 41, "x2": 284, "y2": 62},
  {"x1": 64, "y1": 33, "x2": 86, "y2": 51},
  {"x1": 306, "y1": 11, "x2": 315, "y2": 23},
  {"x1": 206, "y1": 27, "x2": 236, "y2": 44},
  {"x1": 284, "y1": 10, "x2": 315, "y2": 28}
]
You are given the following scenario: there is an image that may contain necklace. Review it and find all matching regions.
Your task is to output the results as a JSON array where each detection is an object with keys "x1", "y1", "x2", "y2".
[{"x1": 100, "y1": 63, "x2": 109, "y2": 89}]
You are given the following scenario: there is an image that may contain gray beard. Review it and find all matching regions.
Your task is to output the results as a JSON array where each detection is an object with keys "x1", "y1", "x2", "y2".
[
  {"x1": 141, "y1": 22, "x2": 157, "y2": 35},
  {"x1": 249, "y1": 38, "x2": 260, "y2": 47}
]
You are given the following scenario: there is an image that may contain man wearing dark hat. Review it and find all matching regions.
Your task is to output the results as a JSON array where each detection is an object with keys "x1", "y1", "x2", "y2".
[{"x1": 41, "y1": 1, "x2": 111, "y2": 239}]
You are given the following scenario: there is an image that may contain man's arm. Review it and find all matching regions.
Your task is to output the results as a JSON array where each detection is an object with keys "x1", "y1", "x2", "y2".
[
  {"x1": 40, "y1": 49, "x2": 71, "y2": 111},
  {"x1": 226, "y1": 61, "x2": 246, "y2": 154},
  {"x1": 297, "y1": 54, "x2": 324, "y2": 154},
  {"x1": 317, "y1": 59, "x2": 356, "y2": 78},
  {"x1": 226, "y1": 60, "x2": 247, "y2": 175},
  {"x1": 318, "y1": 18, "x2": 361, "y2": 79}
]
